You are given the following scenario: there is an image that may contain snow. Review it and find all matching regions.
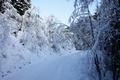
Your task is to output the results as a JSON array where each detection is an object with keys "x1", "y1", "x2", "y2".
[
  {"x1": 2, "y1": 51, "x2": 91, "y2": 80},
  {"x1": 0, "y1": 35, "x2": 33, "y2": 79},
  {"x1": 0, "y1": 2, "x2": 105, "y2": 80},
  {"x1": 1, "y1": 0, "x2": 119, "y2": 80}
]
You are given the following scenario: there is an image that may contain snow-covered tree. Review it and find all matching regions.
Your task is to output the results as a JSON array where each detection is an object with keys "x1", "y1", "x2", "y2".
[
  {"x1": 0, "y1": 0, "x2": 31, "y2": 15},
  {"x1": 0, "y1": 0, "x2": 4, "y2": 13},
  {"x1": 69, "y1": 0, "x2": 96, "y2": 50},
  {"x1": 95, "y1": 0, "x2": 120, "y2": 80},
  {"x1": 69, "y1": 16, "x2": 94, "y2": 50},
  {"x1": 11, "y1": 0, "x2": 31, "y2": 15},
  {"x1": 70, "y1": 0, "x2": 120, "y2": 80}
]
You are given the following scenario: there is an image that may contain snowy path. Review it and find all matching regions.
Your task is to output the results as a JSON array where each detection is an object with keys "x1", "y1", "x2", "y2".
[{"x1": 3, "y1": 51, "x2": 91, "y2": 80}]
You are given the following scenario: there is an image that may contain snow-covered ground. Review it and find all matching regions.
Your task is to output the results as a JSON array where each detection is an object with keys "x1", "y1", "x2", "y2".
[{"x1": 2, "y1": 51, "x2": 92, "y2": 80}]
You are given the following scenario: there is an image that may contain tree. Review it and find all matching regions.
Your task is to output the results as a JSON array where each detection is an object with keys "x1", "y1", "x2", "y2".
[
  {"x1": 69, "y1": 16, "x2": 93, "y2": 50},
  {"x1": 0, "y1": 0, "x2": 6, "y2": 13},
  {"x1": 11, "y1": 0, "x2": 31, "y2": 15},
  {"x1": 71, "y1": 0, "x2": 120, "y2": 80},
  {"x1": 0, "y1": 0, "x2": 31, "y2": 15},
  {"x1": 69, "y1": 0, "x2": 95, "y2": 50},
  {"x1": 97, "y1": 0, "x2": 120, "y2": 80}
]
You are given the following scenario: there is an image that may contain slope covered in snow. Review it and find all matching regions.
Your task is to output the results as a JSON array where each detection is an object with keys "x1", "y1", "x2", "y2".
[{"x1": 0, "y1": 32, "x2": 34, "y2": 79}]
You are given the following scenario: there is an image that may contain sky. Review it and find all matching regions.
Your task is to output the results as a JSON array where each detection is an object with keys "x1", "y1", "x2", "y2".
[{"x1": 32, "y1": 0, "x2": 74, "y2": 25}]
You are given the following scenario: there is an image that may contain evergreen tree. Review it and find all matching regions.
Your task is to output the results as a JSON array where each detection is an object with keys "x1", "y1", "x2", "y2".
[
  {"x1": 0, "y1": 0, "x2": 5, "y2": 13},
  {"x1": 11, "y1": 0, "x2": 31, "y2": 15},
  {"x1": 0, "y1": 0, "x2": 31, "y2": 15}
]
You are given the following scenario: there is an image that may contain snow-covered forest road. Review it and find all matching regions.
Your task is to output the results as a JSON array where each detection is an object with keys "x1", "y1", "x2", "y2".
[{"x1": 3, "y1": 51, "x2": 91, "y2": 80}]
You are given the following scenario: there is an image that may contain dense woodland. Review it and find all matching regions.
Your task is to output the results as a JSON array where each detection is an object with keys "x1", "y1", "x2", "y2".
[
  {"x1": 70, "y1": 0, "x2": 120, "y2": 80},
  {"x1": 0, "y1": 0, "x2": 120, "y2": 80}
]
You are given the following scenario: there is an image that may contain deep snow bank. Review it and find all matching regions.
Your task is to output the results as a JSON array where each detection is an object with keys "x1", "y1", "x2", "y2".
[{"x1": 0, "y1": 36, "x2": 33, "y2": 79}]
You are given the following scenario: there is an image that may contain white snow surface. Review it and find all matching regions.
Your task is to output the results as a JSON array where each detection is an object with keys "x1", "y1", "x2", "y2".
[{"x1": 2, "y1": 51, "x2": 91, "y2": 80}]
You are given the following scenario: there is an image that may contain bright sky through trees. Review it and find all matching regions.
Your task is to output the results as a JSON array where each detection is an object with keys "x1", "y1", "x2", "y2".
[{"x1": 32, "y1": 0, "x2": 74, "y2": 25}]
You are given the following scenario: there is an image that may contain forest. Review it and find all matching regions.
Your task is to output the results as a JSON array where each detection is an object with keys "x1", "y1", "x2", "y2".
[{"x1": 0, "y1": 0, "x2": 120, "y2": 80}]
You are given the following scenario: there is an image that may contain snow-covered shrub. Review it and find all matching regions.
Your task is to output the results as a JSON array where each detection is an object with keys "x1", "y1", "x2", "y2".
[
  {"x1": 19, "y1": 13, "x2": 75, "y2": 55},
  {"x1": 0, "y1": 3, "x2": 32, "y2": 78}
]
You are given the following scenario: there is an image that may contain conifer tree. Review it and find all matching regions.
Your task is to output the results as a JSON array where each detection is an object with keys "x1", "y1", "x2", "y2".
[
  {"x1": 11, "y1": 0, "x2": 31, "y2": 15},
  {"x1": 0, "y1": 0, "x2": 5, "y2": 13}
]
